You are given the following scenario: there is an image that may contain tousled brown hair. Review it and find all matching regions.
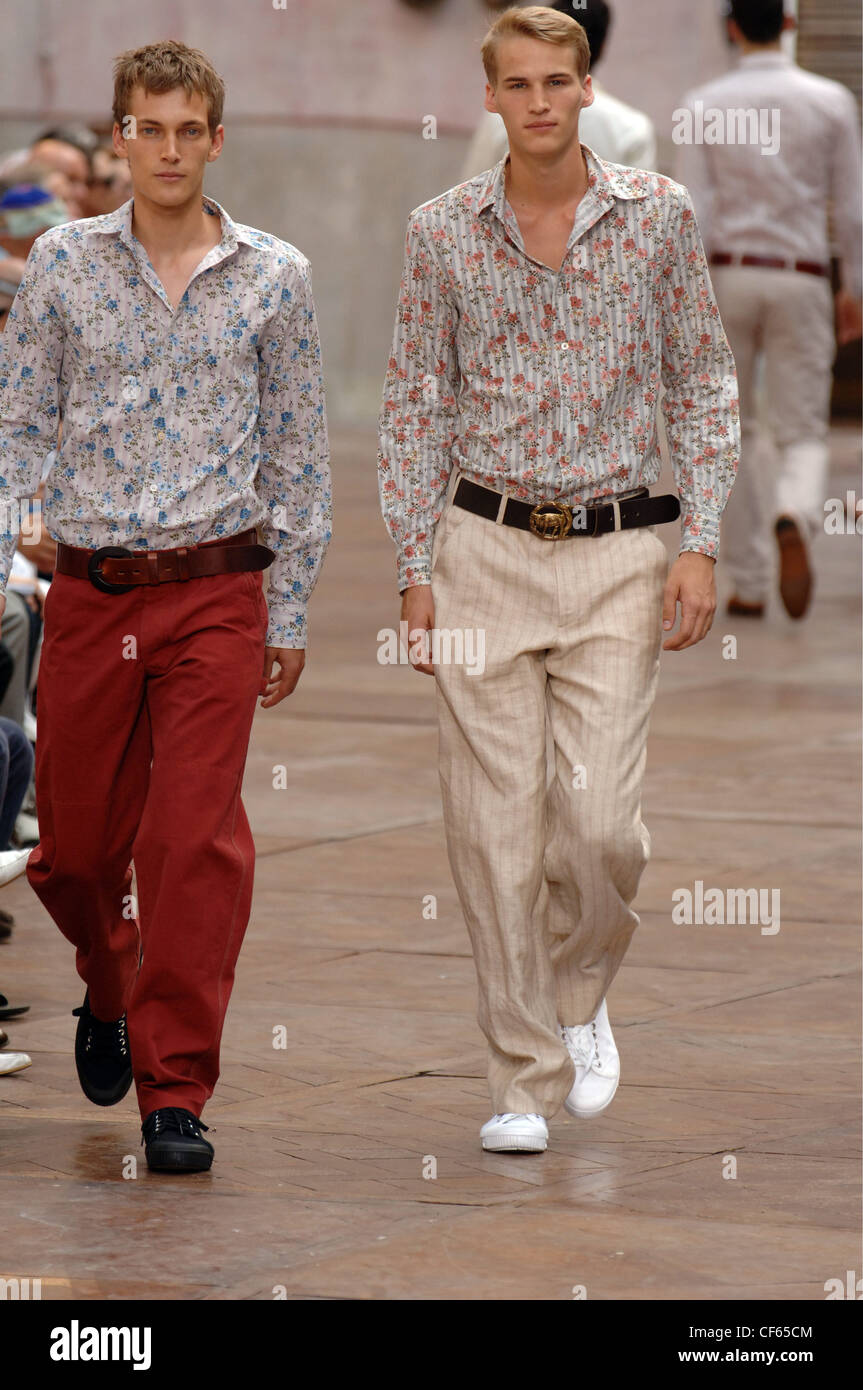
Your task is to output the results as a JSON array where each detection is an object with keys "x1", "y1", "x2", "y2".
[{"x1": 112, "y1": 40, "x2": 225, "y2": 136}]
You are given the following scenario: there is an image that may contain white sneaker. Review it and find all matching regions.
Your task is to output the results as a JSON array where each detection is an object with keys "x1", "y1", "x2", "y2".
[
  {"x1": 560, "y1": 998, "x2": 620, "y2": 1118},
  {"x1": 480, "y1": 1112, "x2": 548, "y2": 1152},
  {"x1": 0, "y1": 848, "x2": 31, "y2": 887},
  {"x1": 0, "y1": 1052, "x2": 32, "y2": 1076}
]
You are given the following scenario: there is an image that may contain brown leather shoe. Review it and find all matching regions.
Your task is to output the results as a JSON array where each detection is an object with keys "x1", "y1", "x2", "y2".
[
  {"x1": 0, "y1": 1028, "x2": 8, "y2": 1049},
  {"x1": 727, "y1": 596, "x2": 765, "y2": 618},
  {"x1": 775, "y1": 516, "x2": 813, "y2": 619}
]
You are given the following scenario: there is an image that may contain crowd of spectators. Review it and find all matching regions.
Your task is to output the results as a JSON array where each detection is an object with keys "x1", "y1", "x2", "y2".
[{"x1": 0, "y1": 124, "x2": 131, "y2": 1072}]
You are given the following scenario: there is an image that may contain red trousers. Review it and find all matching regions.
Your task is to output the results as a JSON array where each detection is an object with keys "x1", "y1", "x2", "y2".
[{"x1": 26, "y1": 535, "x2": 267, "y2": 1120}]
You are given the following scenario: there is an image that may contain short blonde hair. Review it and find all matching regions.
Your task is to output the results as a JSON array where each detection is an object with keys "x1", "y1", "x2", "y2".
[
  {"x1": 482, "y1": 6, "x2": 591, "y2": 86},
  {"x1": 112, "y1": 40, "x2": 225, "y2": 137}
]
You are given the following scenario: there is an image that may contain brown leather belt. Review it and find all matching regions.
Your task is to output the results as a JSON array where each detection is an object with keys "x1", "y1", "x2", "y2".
[
  {"x1": 55, "y1": 527, "x2": 275, "y2": 594},
  {"x1": 452, "y1": 478, "x2": 680, "y2": 540},
  {"x1": 709, "y1": 252, "x2": 830, "y2": 279}
]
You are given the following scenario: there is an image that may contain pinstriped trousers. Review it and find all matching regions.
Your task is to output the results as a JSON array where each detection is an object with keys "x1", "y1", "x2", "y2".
[{"x1": 431, "y1": 476, "x2": 668, "y2": 1117}]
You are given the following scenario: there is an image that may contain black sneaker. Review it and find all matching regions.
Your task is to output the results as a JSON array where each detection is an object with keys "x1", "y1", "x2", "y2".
[
  {"x1": 71, "y1": 990, "x2": 132, "y2": 1106},
  {"x1": 142, "y1": 1107, "x2": 213, "y2": 1172}
]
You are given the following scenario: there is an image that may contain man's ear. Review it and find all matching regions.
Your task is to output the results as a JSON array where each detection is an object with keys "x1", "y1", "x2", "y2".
[
  {"x1": 580, "y1": 74, "x2": 594, "y2": 110},
  {"x1": 726, "y1": 17, "x2": 743, "y2": 45},
  {"x1": 484, "y1": 82, "x2": 498, "y2": 115},
  {"x1": 207, "y1": 124, "x2": 225, "y2": 163}
]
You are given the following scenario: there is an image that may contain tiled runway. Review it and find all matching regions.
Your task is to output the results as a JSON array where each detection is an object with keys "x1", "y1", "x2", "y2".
[{"x1": 1, "y1": 424, "x2": 859, "y2": 1300}]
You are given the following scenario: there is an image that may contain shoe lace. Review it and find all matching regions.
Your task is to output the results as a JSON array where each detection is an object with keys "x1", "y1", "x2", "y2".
[
  {"x1": 72, "y1": 1005, "x2": 128, "y2": 1060},
  {"x1": 141, "y1": 1107, "x2": 209, "y2": 1144},
  {"x1": 561, "y1": 1020, "x2": 599, "y2": 1071},
  {"x1": 494, "y1": 1113, "x2": 544, "y2": 1124}
]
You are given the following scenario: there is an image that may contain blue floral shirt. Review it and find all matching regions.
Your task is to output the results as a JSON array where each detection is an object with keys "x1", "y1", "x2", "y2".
[{"x1": 0, "y1": 195, "x2": 331, "y2": 647}]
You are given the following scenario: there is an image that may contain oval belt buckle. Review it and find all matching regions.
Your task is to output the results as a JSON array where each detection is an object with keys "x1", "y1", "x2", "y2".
[
  {"x1": 87, "y1": 545, "x2": 135, "y2": 594},
  {"x1": 529, "y1": 500, "x2": 573, "y2": 541}
]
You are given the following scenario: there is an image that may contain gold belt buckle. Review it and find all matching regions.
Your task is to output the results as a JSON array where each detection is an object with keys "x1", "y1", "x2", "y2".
[{"x1": 529, "y1": 500, "x2": 573, "y2": 541}]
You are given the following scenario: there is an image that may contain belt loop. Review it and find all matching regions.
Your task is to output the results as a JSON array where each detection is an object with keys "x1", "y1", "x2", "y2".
[
  {"x1": 495, "y1": 488, "x2": 508, "y2": 525},
  {"x1": 612, "y1": 500, "x2": 622, "y2": 533},
  {"x1": 147, "y1": 552, "x2": 160, "y2": 585}
]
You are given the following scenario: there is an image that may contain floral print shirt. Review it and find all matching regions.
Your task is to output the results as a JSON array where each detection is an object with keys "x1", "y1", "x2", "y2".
[
  {"x1": 0, "y1": 195, "x2": 331, "y2": 647},
  {"x1": 378, "y1": 144, "x2": 739, "y2": 590}
]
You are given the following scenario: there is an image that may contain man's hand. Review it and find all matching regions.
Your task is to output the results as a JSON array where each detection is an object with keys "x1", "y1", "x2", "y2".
[
  {"x1": 662, "y1": 551, "x2": 716, "y2": 651},
  {"x1": 835, "y1": 289, "x2": 863, "y2": 347},
  {"x1": 401, "y1": 582, "x2": 435, "y2": 676},
  {"x1": 259, "y1": 646, "x2": 305, "y2": 708},
  {"x1": 18, "y1": 529, "x2": 57, "y2": 573}
]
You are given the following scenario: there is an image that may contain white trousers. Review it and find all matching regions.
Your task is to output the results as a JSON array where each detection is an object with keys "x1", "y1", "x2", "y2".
[
  {"x1": 431, "y1": 482, "x2": 667, "y2": 1116},
  {"x1": 713, "y1": 266, "x2": 836, "y2": 602}
]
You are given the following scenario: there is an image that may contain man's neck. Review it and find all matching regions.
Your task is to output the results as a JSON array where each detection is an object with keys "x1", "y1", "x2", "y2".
[
  {"x1": 505, "y1": 138, "x2": 589, "y2": 209},
  {"x1": 737, "y1": 39, "x2": 784, "y2": 56},
  {"x1": 130, "y1": 186, "x2": 217, "y2": 260}
]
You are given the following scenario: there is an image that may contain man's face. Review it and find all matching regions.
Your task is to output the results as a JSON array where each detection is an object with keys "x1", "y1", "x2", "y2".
[
  {"x1": 30, "y1": 139, "x2": 90, "y2": 218},
  {"x1": 485, "y1": 36, "x2": 593, "y2": 161},
  {"x1": 112, "y1": 86, "x2": 224, "y2": 208},
  {"x1": 84, "y1": 148, "x2": 133, "y2": 216}
]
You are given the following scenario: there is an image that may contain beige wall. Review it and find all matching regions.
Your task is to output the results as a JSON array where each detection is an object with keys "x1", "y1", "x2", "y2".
[{"x1": 0, "y1": 0, "x2": 735, "y2": 422}]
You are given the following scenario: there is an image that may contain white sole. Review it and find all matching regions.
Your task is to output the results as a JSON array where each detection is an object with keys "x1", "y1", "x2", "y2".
[
  {"x1": 481, "y1": 1133, "x2": 547, "y2": 1152},
  {"x1": 0, "y1": 1055, "x2": 32, "y2": 1076}
]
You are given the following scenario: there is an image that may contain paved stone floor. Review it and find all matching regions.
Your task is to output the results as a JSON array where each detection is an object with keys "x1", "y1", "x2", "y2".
[{"x1": 0, "y1": 424, "x2": 859, "y2": 1300}]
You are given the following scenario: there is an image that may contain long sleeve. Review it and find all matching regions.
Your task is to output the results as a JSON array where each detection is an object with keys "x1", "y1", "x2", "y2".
[
  {"x1": 658, "y1": 186, "x2": 740, "y2": 559},
  {"x1": 829, "y1": 85, "x2": 863, "y2": 300},
  {"x1": 255, "y1": 256, "x2": 332, "y2": 648},
  {"x1": 0, "y1": 237, "x2": 63, "y2": 595},
  {"x1": 377, "y1": 216, "x2": 461, "y2": 591}
]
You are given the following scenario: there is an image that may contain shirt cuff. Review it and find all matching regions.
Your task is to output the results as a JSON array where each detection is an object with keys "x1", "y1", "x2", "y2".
[
  {"x1": 397, "y1": 545, "x2": 433, "y2": 592},
  {"x1": 266, "y1": 602, "x2": 308, "y2": 649},
  {"x1": 679, "y1": 512, "x2": 720, "y2": 561}
]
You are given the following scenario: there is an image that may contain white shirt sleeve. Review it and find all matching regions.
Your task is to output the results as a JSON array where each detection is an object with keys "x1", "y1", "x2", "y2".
[{"x1": 829, "y1": 86, "x2": 863, "y2": 300}]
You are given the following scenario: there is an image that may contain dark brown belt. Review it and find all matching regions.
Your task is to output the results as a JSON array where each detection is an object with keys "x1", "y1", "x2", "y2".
[
  {"x1": 55, "y1": 527, "x2": 275, "y2": 594},
  {"x1": 452, "y1": 478, "x2": 680, "y2": 540},
  {"x1": 709, "y1": 252, "x2": 830, "y2": 279}
]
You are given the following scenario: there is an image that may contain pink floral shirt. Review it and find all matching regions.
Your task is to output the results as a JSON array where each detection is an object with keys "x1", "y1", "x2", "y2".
[{"x1": 378, "y1": 144, "x2": 739, "y2": 590}]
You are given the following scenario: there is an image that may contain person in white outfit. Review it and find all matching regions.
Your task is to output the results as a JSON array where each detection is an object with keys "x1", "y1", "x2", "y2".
[
  {"x1": 675, "y1": 0, "x2": 862, "y2": 619},
  {"x1": 461, "y1": 0, "x2": 657, "y2": 179}
]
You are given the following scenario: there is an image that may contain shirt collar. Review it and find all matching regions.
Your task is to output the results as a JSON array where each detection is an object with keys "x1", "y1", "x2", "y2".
[
  {"x1": 477, "y1": 142, "x2": 651, "y2": 220},
  {"x1": 737, "y1": 49, "x2": 792, "y2": 66},
  {"x1": 86, "y1": 193, "x2": 255, "y2": 256}
]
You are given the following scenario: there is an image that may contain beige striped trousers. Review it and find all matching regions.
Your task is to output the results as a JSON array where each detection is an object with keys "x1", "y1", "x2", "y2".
[{"x1": 431, "y1": 475, "x2": 668, "y2": 1117}]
